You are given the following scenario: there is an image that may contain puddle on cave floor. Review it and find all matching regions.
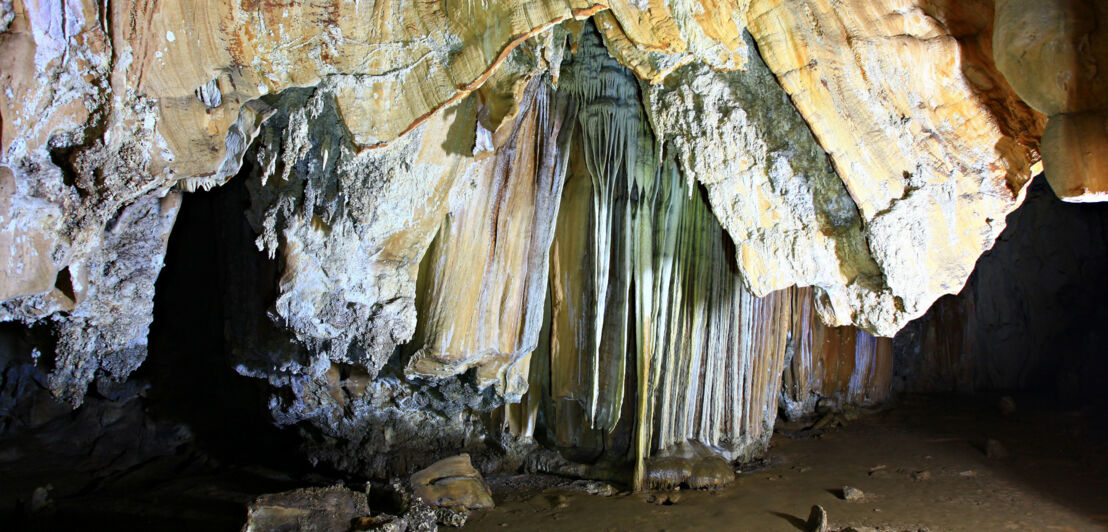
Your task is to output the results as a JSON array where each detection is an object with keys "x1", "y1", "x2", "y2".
[{"x1": 464, "y1": 395, "x2": 1108, "y2": 532}]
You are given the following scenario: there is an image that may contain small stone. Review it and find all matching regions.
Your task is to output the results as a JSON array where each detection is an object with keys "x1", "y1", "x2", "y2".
[
  {"x1": 640, "y1": 491, "x2": 680, "y2": 505},
  {"x1": 30, "y1": 485, "x2": 53, "y2": 512},
  {"x1": 842, "y1": 486, "x2": 864, "y2": 501},
  {"x1": 986, "y1": 438, "x2": 1009, "y2": 459},
  {"x1": 807, "y1": 504, "x2": 829, "y2": 532},
  {"x1": 998, "y1": 396, "x2": 1017, "y2": 414},
  {"x1": 959, "y1": 470, "x2": 977, "y2": 477},
  {"x1": 434, "y1": 507, "x2": 469, "y2": 527},
  {"x1": 555, "y1": 494, "x2": 570, "y2": 509},
  {"x1": 569, "y1": 480, "x2": 617, "y2": 497},
  {"x1": 868, "y1": 469, "x2": 890, "y2": 479},
  {"x1": 912, "y1": 470, "x2": 932, "y2": 481}
]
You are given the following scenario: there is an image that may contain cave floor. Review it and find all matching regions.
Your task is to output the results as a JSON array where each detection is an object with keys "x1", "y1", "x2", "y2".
[
  {"x1": 465, "y1": 395, "x2": 1108, "y2": 532},
  {"x1": 3, "y1": 394, "x2": 1106, "y2": 531}
]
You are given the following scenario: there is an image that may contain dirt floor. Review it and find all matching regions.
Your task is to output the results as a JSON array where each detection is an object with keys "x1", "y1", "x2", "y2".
[
  {"x1": 3, "y1": 393, "x2": 1106, "y2": 531},
  {"x1": 464, "y1": 394, "x2": 1108, "y2": 532}
]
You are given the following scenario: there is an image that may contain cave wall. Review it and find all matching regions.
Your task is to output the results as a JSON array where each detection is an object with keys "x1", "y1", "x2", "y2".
[{"x1": 894, "y1": 177, "x2": 1108, "y2": 400}]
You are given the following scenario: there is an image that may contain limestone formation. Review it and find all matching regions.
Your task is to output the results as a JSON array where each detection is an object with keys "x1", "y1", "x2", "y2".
[
  {"x1": 644, "y1": 440, "x2": 736, "y2": 490},
  {"x1": 406, "y1": 76, "x2": 569, "y2": 389},
  {"x1": 0, "y1": 0, "x2": 1082, "y2": 494},
  {"x1": 239, "y1": 85, "x2": 475, "y2": 380},
  {"x1": 780, "y1": 289, "x2": 893, "y2": 421},
  {"x1": 746, "y1": 0, "x2": 1045, "y2": 334},
  {"x1": 643, "y1": 35, "x2": 882, "y2": 336}
]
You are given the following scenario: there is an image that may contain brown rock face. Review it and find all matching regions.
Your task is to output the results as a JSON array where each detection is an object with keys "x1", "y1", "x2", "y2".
[
  {"x1": 994, "y1": 0, "x2": 1108, "y2": 201},
  {"x1": 780, "y1": 288, "x2": 893, "y2": 421}
]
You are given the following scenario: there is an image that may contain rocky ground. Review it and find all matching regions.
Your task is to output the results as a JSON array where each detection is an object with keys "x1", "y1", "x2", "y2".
[{"x1": 1, "y1": 393, "x2": 1105, "y2": 531}]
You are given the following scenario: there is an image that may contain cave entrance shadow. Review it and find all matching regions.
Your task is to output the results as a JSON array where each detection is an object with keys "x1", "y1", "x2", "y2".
[{"x1": 140, "y1": 171, "x2": 305, "y2": 472}]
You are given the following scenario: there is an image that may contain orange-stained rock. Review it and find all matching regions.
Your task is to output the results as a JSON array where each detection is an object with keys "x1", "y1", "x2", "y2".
[
  {"x1": 407, "y1": 77, "x2": 570, "y2": 389},
  {"x1": 780, "y1": 288, "x2": 893, "y2": 420},
  {"x1": 994, "y1": 0, "x2": 1108, "y2": 202},
  {"x1": 1040, "y1": 111, "x2": 1108, "y2": 202}
]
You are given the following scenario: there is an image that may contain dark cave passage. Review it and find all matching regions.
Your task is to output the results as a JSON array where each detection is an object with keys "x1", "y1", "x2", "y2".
[{"x1": 141, "y1": 171, "x2": 305, "y2": 471}]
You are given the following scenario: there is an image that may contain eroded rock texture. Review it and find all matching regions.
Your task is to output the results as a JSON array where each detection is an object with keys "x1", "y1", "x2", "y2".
[
  {"x1": 643, "y1": 34, "x2": 881, "y2": 336},
  {"x1": 893, "y1": 178, "x2": 1108, "y2": 399},
  {"x1": 0, "y1": 0, "x2": 1076, "y2": 489},
  {"x1": 747, "y1": 0, "x2": 1045, "y2": 334}
]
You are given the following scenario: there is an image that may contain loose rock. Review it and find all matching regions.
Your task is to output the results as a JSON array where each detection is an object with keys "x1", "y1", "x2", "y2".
[
  {"x1": 568, "y1": 480, "x2": 618, "y2": 497},
  {"x1": 842, "y1": 486, "x2": 865, "y2": 501},
  {"x1": 807, "y1": 504, "x2": 829, "y2": 532},
  {"x1": 242, "y1": 486, "x2": 370, "y2": 532},
  {"x1": 410, "y1": 454, "x2": 494, "y2": 511}
]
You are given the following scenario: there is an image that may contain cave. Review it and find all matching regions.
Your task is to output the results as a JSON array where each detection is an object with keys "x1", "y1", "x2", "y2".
[{"x1": 2, "y1": 1, "x2": 1108, "y2": 531}]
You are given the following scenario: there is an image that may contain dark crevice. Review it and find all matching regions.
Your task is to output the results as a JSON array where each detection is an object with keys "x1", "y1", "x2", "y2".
[{"x1": 140, "y1": 170, "x2": 305, "y2": 471}]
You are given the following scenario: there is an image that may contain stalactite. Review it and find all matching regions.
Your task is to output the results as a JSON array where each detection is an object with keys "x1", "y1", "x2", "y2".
[
  {"x1": 495, "y1": 23, "x2": 899, "y2": 491},
  {"x1": 406, "y1": 75, "x2": 572, "y2": 391},
  {"x1": 557, "y1": 25, "x2": 651, "y2": 433}
]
